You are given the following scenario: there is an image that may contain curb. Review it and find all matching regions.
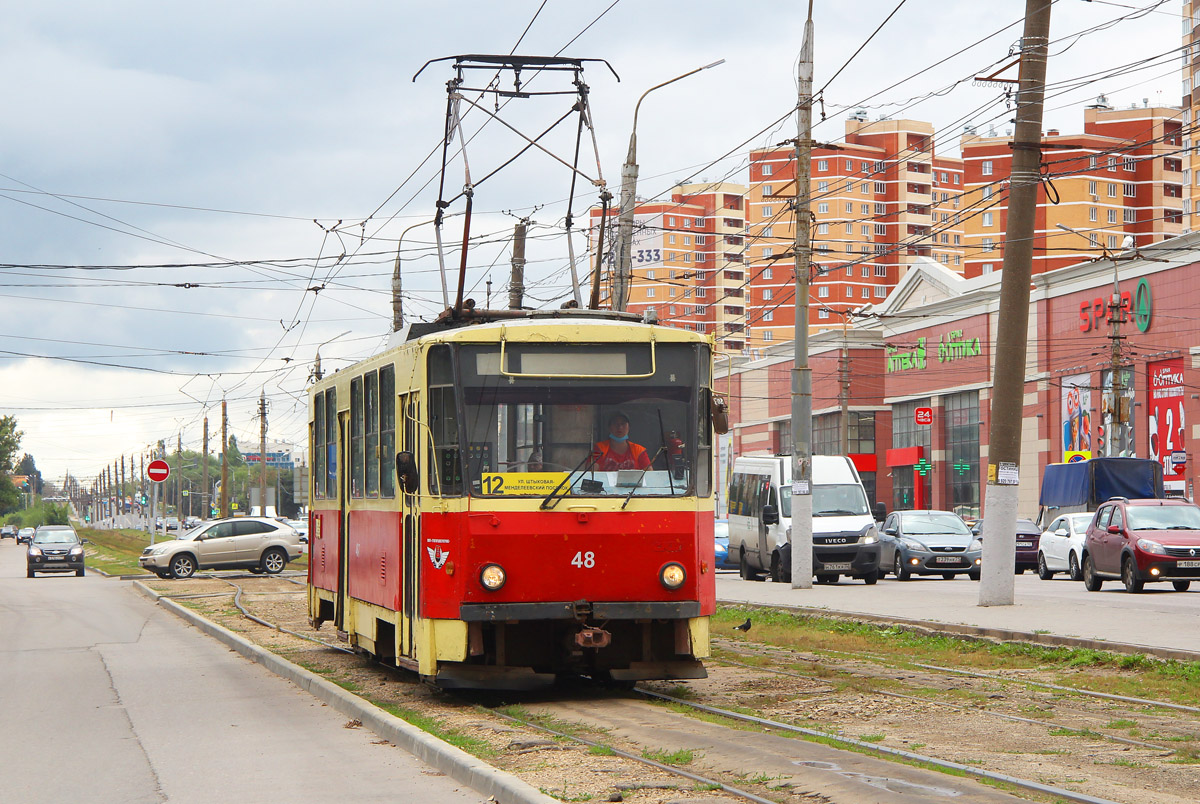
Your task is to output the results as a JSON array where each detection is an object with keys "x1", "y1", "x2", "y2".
[
  {"x1": 132, "y1": 581, "x2": 558, "y2": 804},
  {"x1": 719, "y1": 599, "x2": 1200, "y2": 664}
]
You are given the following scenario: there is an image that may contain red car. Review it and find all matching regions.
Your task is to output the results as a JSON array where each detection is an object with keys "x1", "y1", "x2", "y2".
[{"x1": 1081, "y1": 497, "x2": 1200, "y2": 593}]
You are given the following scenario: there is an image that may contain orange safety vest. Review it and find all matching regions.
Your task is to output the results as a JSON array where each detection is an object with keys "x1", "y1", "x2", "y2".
[{"x1": 594, "y1": 440, "x2": 650, "y2": 471}]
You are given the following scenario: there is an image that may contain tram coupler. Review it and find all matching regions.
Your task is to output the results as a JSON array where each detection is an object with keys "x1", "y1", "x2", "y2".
[{"x1": 574, "y1": 626, "x2": 612, "y2": 649}]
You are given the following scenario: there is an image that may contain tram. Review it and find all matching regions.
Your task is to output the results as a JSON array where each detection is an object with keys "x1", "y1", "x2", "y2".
[{"x1": 307, "y1": 309, "x2": 722, "y2": 689}]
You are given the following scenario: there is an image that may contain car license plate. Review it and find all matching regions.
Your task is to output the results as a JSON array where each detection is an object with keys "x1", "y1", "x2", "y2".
[
  {"x1": 1017, "y1": 542, "x2": 1033, "y2": 548},
  {"x1": 935, "y1": 556, "x2": 960, "y2": 564},
  {"x1": 47, "y1": 555, "x2": 64, "y2": 561},
  {"x1": 1177, "y1": 560, "x2": 1200, "y2": 568},
  {"x1": 823, "y1": 562, "x2": 852, "y2": 571}
]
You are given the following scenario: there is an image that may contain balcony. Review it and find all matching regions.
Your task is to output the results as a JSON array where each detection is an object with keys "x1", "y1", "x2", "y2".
[
  {"x1": 906, "y1": 183, "x2": 931, "y2": 195},
  {"x1": 906, "y1": 204, "x2": 931, "y2": 216}
]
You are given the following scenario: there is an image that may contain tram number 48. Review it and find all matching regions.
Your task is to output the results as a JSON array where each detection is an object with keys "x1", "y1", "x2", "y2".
[{"x1": 570, "y1": 551, "x2": 596, "y2": 569}]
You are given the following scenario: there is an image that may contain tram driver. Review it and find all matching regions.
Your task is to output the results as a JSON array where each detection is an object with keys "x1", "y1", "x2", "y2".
[{"x1": 593, "y1": 411, "x2": 652, "y2": 472}]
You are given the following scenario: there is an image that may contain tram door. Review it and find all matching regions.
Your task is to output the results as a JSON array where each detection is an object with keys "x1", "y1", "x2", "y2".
[
  {"x1": 334, "y1": 412, "x2": 350, "y2": 631},
  {"x1": 399, "y1": 393, "x2": 419, "y2": 658}
]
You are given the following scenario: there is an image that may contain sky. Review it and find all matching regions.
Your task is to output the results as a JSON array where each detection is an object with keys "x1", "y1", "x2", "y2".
[{"x1": 0, "y1": 0, "x2": 1182, "y2": 488}]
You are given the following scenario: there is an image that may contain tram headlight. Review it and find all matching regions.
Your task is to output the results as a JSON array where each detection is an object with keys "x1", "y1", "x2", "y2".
[
  {"x1": 479, "y1": 563, "x2": 507, "y2": 591},
  {"x1": 660, "y1": 562, "x2": 686, "y2": 590}
]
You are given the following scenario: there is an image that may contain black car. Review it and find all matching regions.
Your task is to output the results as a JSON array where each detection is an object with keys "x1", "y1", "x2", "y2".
[
  {"x1": 27, "y1": 525, "x2": 87, "y2": 577},
  {"x1": 1, "y1": 525, "x2": 14, "y2": 539}
]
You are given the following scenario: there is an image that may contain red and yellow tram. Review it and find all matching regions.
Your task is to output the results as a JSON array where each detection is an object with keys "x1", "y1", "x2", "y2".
[{"x1": 307, "y1": 310, "x2": 721, "y2": 688}]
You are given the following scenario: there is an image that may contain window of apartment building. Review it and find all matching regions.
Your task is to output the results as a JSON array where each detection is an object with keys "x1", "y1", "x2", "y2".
[
  {"x1": 862, "y1": 183, "x2": 870, "y2": 195},
  {"x1": 1089, "y1": 207, "x2": 1097, "y2": 222},
  {"x1": 1107, "y1": 183, "x2": 1117, "y2": 198},
  {"x1": 667, "y1": 216, "x2": 675, "y2": 226},
  {"x1": 874, "y1": 265, "x2": 886, "y2": 277},
  {"x1": 861, "y1": 265, "x2": 869, "y2": 277},
  {"x1": 846, "y1": 265, "x2": 853, "y2": 276},
  {"x1": 874, "y1": 223, "x2": 887, "y2": 235},
  {"x1": 875, "y1": 285, "x2": 887, "y2": 298},
  {"x1": 762, "y1": 247, "x2": 773, "y2": 258},
  {"x1": 875, "y1": 244, "x2": 886, "y2": 253},
  {"x1": 845, "y1": 243, "x2": 854, "y2": 252},
  {"x1": 874, "y1": 182, "x2": 885, "y2": 194},
  {"x1": 763, "y1": 267, "x2": 773, "y2": 279},
  {"x1": 981, "y1": 263, "x2": 994, "y2": 273},
  {"x1": 696, "y1": 252, "x2": 707, "y2": 263},
  {"x1": 818, "y1": 285, "x2": 830, "y2": 298},
  {"x1": 668, "y1": 234, "x2": 676, "y2": 244},
  {"x1": 819, "y1": 309, "x2": 829, "y2": 319},
  {"x1": 763, "y1": 289, "x2": 773, "y2": 300},
  {"x1": 844, "y1": 222, "x2": 853, "y2": 234},
  {"x1": 817, "y1": 223, "x2": 829, "y2": 234},
  {"x1": 645, "y1": 288, "x2": 655, "y2": 298},
  {"x1": 952, "y1": 196, "x2": 960, "y2": 207},
  {"x1": 845, "y1": 159, "x2": 853, "y2": 171},
  {"x1": 1108, "y1": 235, "x2": 1119, "y2": 250},
  {"x1": 861, "y1": 161, "x2": 870, "y2": 171},
  {"x1": 684, "y1": 254, "x2": 691, "y2": 263},
  {"x1": 845, "y1": 202, "x2": 853, "y2": 213},
  {"x1": 817, "y1": 159, "x2": 828, "y2": 171},
  {"x1": 647, "y1": 269, "x2": 656, "y2": 280},
  {"x1": 874, "y1": 204, "x2": 886, "y2": 218},
  {"x1": 684, "y1": 287, "x2": 692, "y2": 298},
  {"x1": 762, "y1": 206, "x2": 773, "y2": 217},
  {"x1": 683, "y1": 235, "x2": 691, "y2": 245},
  {"x1": 875, "y1": 161, "x2": 885, "y2": 173},
  {"x1": 1089, "y1": 155, "x2": 1098, "y2": 169},
  {"x1": 940, "y1": 233, "x2": 949, "y2": 244},
  {"x1": 1107, "y1": 157, "x2": 1117, "y2": 172},
  {"x1": 982, "y1": 160, "x2": 993, "y2": 175},
  {"x1": 954, "y1": 234, "x2": 961, "y2": 245},
  {"x1": 761, "y1": 226, "x2": 773, "y2": 237},
  {"x1": 817, "y1": 243, "x2": 831, "y2": 253},
  {"x1": 761, "y1": 186, "x2": 772, "y2": 197},
  {"x1": 683, "y1": 218, "x2": 691, "y2": 228},
  {"x1": 694, "y1": 217, "x2": 704, "y2": 227},
  {"x1": 983, "y1": 212, "x2": 993, "y2": 227},
  {"x1": 1124, "y1": 158, "x2": 1135, "y2": 171},
  {"x1": 954, "y1": 254, "x2": 961, "y2": 265},
  {"x1": 696, "y1": 287, "x2": 706, "y2": 297},
  {"x1": 763, "y1": 331, "x2": 774, "y2": 342},
  {"x1": 862, "y1": 287, "x2": 870, "y2": 298},
  {"x1": 1124, "y1": 208, "x2": 1136, "y2": 223},
  {"x1": 845, "y1": 286, "x2": 853, "y2": 298},
  {"x1": 1088, "y1": 180, "x2": 1097, "y2": 195},
  {"x1": 860, "y1": 204, "x2": 869, "y2": 216},
  {"x1": 669, "y1": 305, "x2": 676, "y2": 315},
  {"x1": 1124, "y1": 183, "x2": 1135, "y2": 197},
  {"x1": 817, "y1": 202, "x2": 829, "y2": 214},
  {"x1": 983, "y1": 237, "x2": 995, "y2": 251},
  {"x1": 1088, "y1": 233, "x2": 1099, "y2": 247},
  {"x1": 762, "y1": 164, "x2": 773, "y2": 176},
  {"x1": 764, "y1": 310, "x2": 774, "y2": 321},
  {"x1": 940, "y1": 254, "x2": 949, "y2": 264},
  {"x1": 1107, "y1": 209, "x2": 1117, "y2": 224}
]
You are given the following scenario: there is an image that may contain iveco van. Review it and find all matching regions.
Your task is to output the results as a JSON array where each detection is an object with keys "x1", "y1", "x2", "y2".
[{"x1": 727, "y1": 455, "x2": 882, "y2": 584}]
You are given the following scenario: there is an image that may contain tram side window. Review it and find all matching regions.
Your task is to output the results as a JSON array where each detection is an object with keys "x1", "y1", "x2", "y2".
[
  {"x1": 380, "y1": 365, "x2": 395, "y2": 498},
  {"x1": 428, "y1": 346, "x2": 462, "y2": 496},
  {"x1": 350, "y1": 377, "x2": 364, "y2": 498},
  {"x1": 326, "y1": 388, "x2": 337, "y2": 496},
  {"x1": 313, "y1": 392, "x2": 325, "y2": 499},
  {"x1": 365, "y1": 370, "x2": 379, "y2": 497}
]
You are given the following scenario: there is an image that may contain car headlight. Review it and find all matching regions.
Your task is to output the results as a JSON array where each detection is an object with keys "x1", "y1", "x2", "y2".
[
  {"x1": 900, "y1": 538, "x2": 928, "y2": 552},
  {"x1": 28, "y1": 547, "x2": 41, "y2": 556},
  {"x1": 479, "y1": 563, "x2": 506, "y2": 591},
  {"x1": 69, "y1": 546, "x2": 83, "y2": 556},
  {"x1": 860, "y1": 525, "x2": 879, "y2": 545},
  {"x1": 970, "y1": 538, "x2": 983, "y2": 552},
  {"x1": 660, "y1": 562, "x2": 686, "y2": 590},
  {"x1": 1136, "y1": 538, "x2": 1166, "y2": 555}
]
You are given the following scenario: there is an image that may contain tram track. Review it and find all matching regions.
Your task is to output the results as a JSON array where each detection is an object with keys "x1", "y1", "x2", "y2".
[{"x1": 149, "y1": 575, "x2": 1200, "y2": 804}]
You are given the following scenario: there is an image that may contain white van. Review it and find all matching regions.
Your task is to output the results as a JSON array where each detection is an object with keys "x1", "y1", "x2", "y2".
[{"x1": 727, "y1": 455, "x2": 882, "y2": 584}]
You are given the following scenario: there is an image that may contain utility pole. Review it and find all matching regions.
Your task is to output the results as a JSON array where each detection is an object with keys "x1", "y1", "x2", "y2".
[
  {"x1": 1107, "y1": 262, "x2": 1127, "y2": 456},
  {"x1": 790, "y1": 0, "x2": 816, "y2": 590},
  {"x1": 259, "y1": 390, "x2": 269, "y2": 517},
  {"x1": 176, "y1": 432, "x2": 183, "y2": 516},
  {"x1": 839, "y1": 316, "x2": 850, "y2": 455},
  {"x1": 113, "y1": 460, "x2": 119, "y2": 524},
  {"x1": 221, "y1": 399, "x2": 230, "y2": 518},
  {"x1": 202, "y1": 416, "x2": 210, "y2": 520},
  {"x1": 140, "y1": 453, "x2": 146, "y2": 529},
  {"x1": 120, "y1": 455, "x2": 125, "y2": 523},
  {"x1": 509, "y1": 220, "x2": 527, "y2": 310},
  {"x1": 979, "y1": 0, "x2": 1052, "y2": 607}
]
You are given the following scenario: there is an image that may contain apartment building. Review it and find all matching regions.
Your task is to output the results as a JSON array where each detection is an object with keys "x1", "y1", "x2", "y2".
[
  {"x1": 1185, "y1": 1, "x2": 1199, "y2": 231},
  {"x1": 746, "y1": 116, "x2": 965, "y2": 347},
  {"x1": 588, "y1": 181, "x2": 750, "y2": 352},
  {"x1": 960, "y1": 99, "x2": 1184, "y2": 278}
]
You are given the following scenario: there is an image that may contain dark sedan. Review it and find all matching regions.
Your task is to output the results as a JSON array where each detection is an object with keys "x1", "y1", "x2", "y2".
[
  {"x1": 971, "y1": 517, "x2": 1043, "y2": 574},
  {"x1": 27, "y1": 526, "x2": 87, "y2": 577}
]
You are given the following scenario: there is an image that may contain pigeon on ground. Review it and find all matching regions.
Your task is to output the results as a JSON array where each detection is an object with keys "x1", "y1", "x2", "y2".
[{"x1": 733, "y1": 618, "x2": 752, "y2": 632}]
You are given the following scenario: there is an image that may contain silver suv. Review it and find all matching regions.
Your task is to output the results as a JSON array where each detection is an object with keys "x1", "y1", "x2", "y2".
[{"x1": 139, "y1": 516, "x2": 302, "y2": 579}]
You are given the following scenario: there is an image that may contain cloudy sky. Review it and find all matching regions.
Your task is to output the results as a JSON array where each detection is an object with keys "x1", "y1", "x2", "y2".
[{"x1": 0, "y1": 0, "x2": 1180, "y2": 487}]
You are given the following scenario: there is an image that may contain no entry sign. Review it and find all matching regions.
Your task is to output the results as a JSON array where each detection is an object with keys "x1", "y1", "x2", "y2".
[{"x1": 147, "y1": 459, "x2": 170, "y2": 483}]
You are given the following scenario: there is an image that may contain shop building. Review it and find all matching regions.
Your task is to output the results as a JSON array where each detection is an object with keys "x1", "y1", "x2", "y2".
[{"x1": 721, "y1": 230, "x2": 1200, "y2": 519}]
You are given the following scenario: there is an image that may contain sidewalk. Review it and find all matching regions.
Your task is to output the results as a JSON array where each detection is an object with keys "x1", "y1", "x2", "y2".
[{"x1": 716, "y1": 573, "x2": 1200, "y2": 662}]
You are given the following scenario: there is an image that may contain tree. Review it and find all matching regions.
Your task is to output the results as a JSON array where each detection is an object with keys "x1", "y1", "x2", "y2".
[
  {"x1": 16, "y1": 454, "x2": 42, "y2": 494},
  {"x1": 226, "y1": 435, "x2": 245, "y2": 468},
  {"x1": 0, "y1": 417, "x2": 22, "y2": 473}
]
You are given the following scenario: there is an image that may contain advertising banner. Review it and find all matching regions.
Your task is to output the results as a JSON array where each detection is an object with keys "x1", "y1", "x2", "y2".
[
  {"x1": 1099, "y1": 368, "x2": 1135, "y2": 457},
  {"x1": 1148, "y1": 358, "x2": 1186, "y2": 489},
  {"x1": 1060, "y1": 373, "x2": 1092, "y2": 460}
]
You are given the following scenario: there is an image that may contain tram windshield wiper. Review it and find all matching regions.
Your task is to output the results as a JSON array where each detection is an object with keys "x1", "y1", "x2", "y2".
[
  {"x1": 621, "y1": 447, "x2": 667, "y2": 510},
  {"x1": 540, "y1": 449, "x2": 600, "y2": 510}
]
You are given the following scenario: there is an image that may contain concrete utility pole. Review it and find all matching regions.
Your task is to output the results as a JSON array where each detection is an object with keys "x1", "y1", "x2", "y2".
[
  {"x1": 790, "y1": 0, "x2": 816, "y2": 590},
  {"x1": 259, "y1": 390, "x2": 269, "y2": 518},
  {"x1": 1107, "y1": 261, "x2": 1127, "y2": 456},
  {"x1": 839, "y1": 317, "x2": 850, "y2": 455},
  {"x1": 509, "y1": 220, "x2": 527, "y2": 310},
  {"x1": 221, "y1": 399, "x2": 229, "y2": 518},
  {"x1": 202, "y1": 416, "x2": 210, "y2": 521},
  {"x1": 176, "y1": 433, "x2": 183, "y2": 515},
  {"x1": 979, "y1": 0, "x2": 1052, "y2": 607}
]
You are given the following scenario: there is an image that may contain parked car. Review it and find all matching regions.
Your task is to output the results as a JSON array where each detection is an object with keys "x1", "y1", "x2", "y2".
[
  {"x1": 880, "y1": 510, "x2": 981, "y2": 580},
  {"x1": 1037, "y1": 512, "x2": 1095, "y2": 580},
  {"x1": 27, "y1": 525, "x2": 86, "y2": 577},
  {"x1": 183, "y1": 516, "x2": 201, "y2": 530},
  {"x1": 17, "y1": 527, "x2": 35, "y2": 545},
  {"x1": 164, "y1": 517, "x2": 181, "y2": 531},
  {"x1": 1, "y1": 524, "x2": 15, "y2": 539},
  {"x1": 714, "y1": 519, "x2": 732, "y2": 570},
  {"x1": 138, "y1": 516, "x2": 303, "y2": 579},
  {"x1": 1082, "y1": 497, "x2": 1200, "y2": 593}
]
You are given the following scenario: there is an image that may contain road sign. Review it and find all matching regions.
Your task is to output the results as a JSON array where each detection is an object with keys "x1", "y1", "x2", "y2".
[
  {"x1": 147, "y1": 460, "x2": 170, "y2": 483},
  {"x1": 914, "y1": 407, "x2": 933, "y2": 426}
]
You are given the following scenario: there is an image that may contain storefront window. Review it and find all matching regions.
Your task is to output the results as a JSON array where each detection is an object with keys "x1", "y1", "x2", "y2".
[
  {"x1": 892, "y1": 399, "x2": 931, "y2": 510},
  {"x1": 943, "y1": 391, "x2": 980, "y2": 518}
]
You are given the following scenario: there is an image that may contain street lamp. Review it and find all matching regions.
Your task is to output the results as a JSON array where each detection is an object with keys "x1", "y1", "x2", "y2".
[
  {"x1": 392, "y1": 212, "x2": 465, "y2": 329},
  {"x1": 313, "y1": 330, "x2": 351, "y2": 382},
  {"x1": 613, "y1": 59, "x2": 725, "y2": 311}
]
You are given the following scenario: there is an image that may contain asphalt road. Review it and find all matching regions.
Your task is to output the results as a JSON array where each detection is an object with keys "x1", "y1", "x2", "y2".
[
  {"x1": 0, "y1": 539, "x2": 485, "y2": 804},
  {"x1": 716, "y1": 566, "x2": 1200, "y2": 657}
]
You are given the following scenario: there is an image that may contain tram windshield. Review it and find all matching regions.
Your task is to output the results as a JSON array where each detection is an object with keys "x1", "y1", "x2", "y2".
[{"x1": 427, "y1": 341, "x2": 712, "y2": 499}]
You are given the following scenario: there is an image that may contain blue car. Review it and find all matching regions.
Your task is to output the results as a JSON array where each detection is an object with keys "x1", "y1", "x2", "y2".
[{"x1": 714, "y1": 519, "x2": 736, "y2": 569}]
